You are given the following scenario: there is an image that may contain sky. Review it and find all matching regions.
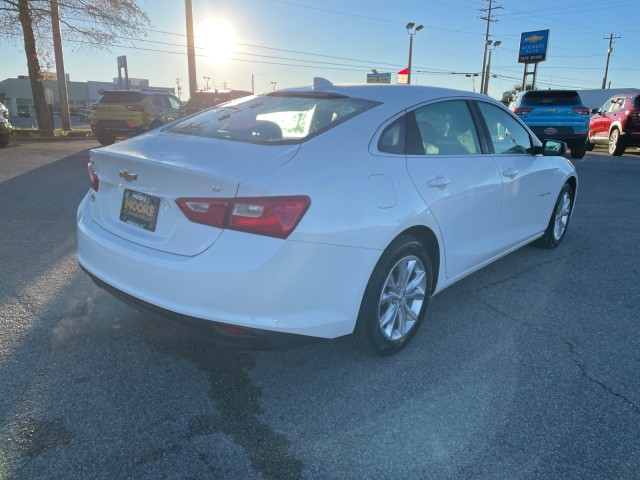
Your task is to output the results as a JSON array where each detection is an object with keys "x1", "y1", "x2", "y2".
[{"x1": 1, "y1": 0, "x2": 639, "y2": 100}]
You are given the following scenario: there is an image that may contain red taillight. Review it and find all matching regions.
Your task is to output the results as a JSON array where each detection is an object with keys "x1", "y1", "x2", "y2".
[
  {"x1": 87, "y1": 162, "x2": 99, "y2": 191},
  {"x1": 513, "y1": 107, "x2": 532, "y2": 115},
  {"x1": 572, "y1": 107, "x2": 590, "y2": 115},
  {"x1": 176, "y1": 195, "x2": 311, "y2": 239}
]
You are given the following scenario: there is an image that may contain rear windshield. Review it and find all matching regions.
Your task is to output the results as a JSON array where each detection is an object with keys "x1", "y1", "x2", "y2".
[
  {"x1": 521, "y1": 91, "x2": 582, "y2": 106},
  {"x1": 634, "y1": 96, "x2": 640, "y2": 108},
  {"x1": 167, "y1": 93, "x2": 379, "y2": 144},
  {"x1": 99, "y1": 91, "x2": 145, "y2": 104}
]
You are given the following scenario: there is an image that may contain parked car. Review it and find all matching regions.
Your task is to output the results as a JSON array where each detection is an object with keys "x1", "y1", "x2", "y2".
[
  {"x1": 77, "y1": 79, "x2": 577, "y2": 356},
  {"x1": 0, "y1": 115, "x2": 12, "y2": 148},
  {"x1": 91, "y1": 89, "x2": 183, "y2": 146},
  {"x1": 178, "y1": 90, "x2": 253, "y2": 117},
  {"x1": 588, "y1": 92, "x2": 640, "y2": 155},
  {"x1": 512, "y1": 90, "x2": 590, "y2": 159},
  {"x1": 78, "y1": 109, "x2": 92, "y2": 122}
]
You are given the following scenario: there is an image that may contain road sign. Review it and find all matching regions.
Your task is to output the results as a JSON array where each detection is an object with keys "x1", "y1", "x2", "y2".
[
  {"x1": 518, "y1": 30, "x2": 550, "y2": 63},
  {"x1": 397, "y1": 68, "x2": 409, "y2": 85},
  {"x1": 366, "y1": 73, "x2": 392, "y2": 84}
]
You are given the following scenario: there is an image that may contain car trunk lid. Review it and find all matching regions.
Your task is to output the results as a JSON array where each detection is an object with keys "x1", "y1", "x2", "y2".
[{"x1": 87, "y1": 132, "x2": 300, "y2": 256}]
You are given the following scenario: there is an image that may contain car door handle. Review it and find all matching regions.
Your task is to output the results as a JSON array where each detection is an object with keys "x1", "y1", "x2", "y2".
[
  {"x1": 502, "y1": 168, "x2": 519, "y2": 178},
  {"x1": 428, "y1": 175, "x2": 450, "y2": 188}
]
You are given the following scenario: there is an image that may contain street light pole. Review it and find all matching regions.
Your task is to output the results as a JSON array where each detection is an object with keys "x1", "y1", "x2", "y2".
[
  {"x1": 185, "y1": 0, "x2": 198, "y2": 96},
  {"x1": 406, "y1": 22, "x2": 423, "y2": 85},
  {"x1": 483, "y1": 40, "x2": 501, "y2": 95}
]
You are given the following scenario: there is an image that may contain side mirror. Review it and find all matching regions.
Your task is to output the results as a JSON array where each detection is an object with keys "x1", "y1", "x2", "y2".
[
  {"x1": 591, "y1": 108, "x2": 599, "y2": 114},
  {"x1": 541, "y1": 139, "x2": 567, "y2": 156}
]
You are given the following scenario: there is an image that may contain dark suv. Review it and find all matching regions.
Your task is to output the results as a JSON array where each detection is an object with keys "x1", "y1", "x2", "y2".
[
  {"x1": 91, "y1": 90, "x2": 182, "y2": 146},
  {"x1": 588, "y1": 92, "x2": 640, "y2": 156},
  {"x1": 178, "y1": 90, "x2": 252, "y2": 118},
  {"x1": 512, "y1": 90, "x2": 590, "y2": 159}
]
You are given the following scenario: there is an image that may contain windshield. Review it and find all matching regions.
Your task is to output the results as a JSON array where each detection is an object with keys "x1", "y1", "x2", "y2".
[
  {"x1": 166, "y1": 93, "x2": 379, "y2": 144},
  {"x1": 521, "y1": 91, "x2": 582, "y2": 106},
  {"x1": 99, "y1": 91, "x2": 145, "y2": 104}
]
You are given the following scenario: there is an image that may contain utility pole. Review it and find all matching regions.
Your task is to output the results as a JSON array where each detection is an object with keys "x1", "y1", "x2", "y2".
[
  {"x1": 601, "y1": 33, "x2": 621, "y2": 89},
  {"x1": 185, "y1": 0, "x2": 198, "y2": 96},
  {"x1": 50, "y1": 0, "x2": 71, "y2": 131},
  {"x1": 479, "y1": 0, "x2": 502, "y2": 95}
]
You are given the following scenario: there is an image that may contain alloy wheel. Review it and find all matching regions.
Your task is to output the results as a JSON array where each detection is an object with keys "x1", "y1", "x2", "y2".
[
  {"x1": 553, "y1": 191, "x2": 571, "y2": 241},
  {"x1": 377, "y1": 255, "x2": 426, "y2": 341}
]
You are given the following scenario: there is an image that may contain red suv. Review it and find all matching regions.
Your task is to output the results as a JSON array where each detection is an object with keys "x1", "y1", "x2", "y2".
[{"x1": 588, "y1": 92, "x2": 640, "y2": 155}]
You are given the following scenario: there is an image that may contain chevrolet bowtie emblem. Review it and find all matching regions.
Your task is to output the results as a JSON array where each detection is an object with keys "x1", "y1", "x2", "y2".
[{"x1": 119, "y1": 170, "x2": 138, "y2": 182}]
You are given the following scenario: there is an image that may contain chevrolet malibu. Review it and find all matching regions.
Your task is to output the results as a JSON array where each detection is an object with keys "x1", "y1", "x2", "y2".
[{"x1": 77, "y1": 79, "x2": 577, "y2": 356}]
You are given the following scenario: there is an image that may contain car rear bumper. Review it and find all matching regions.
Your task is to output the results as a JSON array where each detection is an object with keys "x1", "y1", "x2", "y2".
[
  {"x1": 92, "y1": 126, "x2": 146, "y2": 138},
  {"x1": 77, "y1": 194, "x2": 378, "y2": 343},
  {"x1": 82, "y1": 266, "x2": 320, "y2": 350},
  {"x1": 621, "y1": 132, "x2": 640, "y2": 147}
]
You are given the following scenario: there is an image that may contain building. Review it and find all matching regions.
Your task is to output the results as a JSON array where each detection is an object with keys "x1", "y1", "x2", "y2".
[{"x1": 0, "y1": 74, "x2": 174, "y2": 118}]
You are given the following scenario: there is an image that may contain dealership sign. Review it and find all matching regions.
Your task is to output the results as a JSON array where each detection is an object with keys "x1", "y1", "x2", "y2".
[
  {"x1": 367, "y1": 72, "x2": 391, "y2": 84},
  {"x1": 518, "y1": 30, "x2": 550, "y2": 63}
]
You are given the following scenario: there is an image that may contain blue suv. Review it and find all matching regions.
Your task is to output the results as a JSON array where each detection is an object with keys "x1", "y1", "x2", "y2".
[{"x1": 511, "y1": 90, "x2": 590, "y2": 159}]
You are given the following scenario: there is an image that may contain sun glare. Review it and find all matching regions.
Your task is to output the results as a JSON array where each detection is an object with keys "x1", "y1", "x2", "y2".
[{"x1": 197, "y1": 18, "x2": 237, "y2": 65}]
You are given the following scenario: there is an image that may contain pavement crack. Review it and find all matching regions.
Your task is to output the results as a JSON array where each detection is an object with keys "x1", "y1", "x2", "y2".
[
  {"x1": 453, "y1": 287, "x2": 639, "y2": 415},
  {"x1": 473, "y1": 258, "x2": 558, "y2": 293},
  {"x1": 562, "y1": 338, "x2": 639, "y2": 415}
]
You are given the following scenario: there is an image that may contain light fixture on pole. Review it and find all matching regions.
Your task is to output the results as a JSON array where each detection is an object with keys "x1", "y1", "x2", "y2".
[
  {"x1": 465, "y1": 73, "x2": 479, "y2": 92},
  {"x1": 483, "y1": 40, "x2": 501, "y2": 95},
  {"x1": 203, "y1": 76, "x2": 210, "y2": 91},
  {"x1": 271, "y1": 81, "x2": 277, "y2": 91},
  {"x1": 406, "y1": 22, "x2": 424, "y2": 85}
]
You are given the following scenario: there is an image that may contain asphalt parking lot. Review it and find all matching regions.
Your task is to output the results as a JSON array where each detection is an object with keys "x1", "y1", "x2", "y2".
[{"x1": 0, "y1": 139, "x2": 638, "y2": 479}]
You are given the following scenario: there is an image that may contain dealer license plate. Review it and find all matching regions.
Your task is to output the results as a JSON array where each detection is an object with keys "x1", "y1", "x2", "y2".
[{"x1": 119, "y1": 189, "x2": 160, "y2": 231}]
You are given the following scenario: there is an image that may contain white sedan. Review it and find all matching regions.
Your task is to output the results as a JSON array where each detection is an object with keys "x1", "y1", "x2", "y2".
[{"x1": 77, "y1": 78, "x2": 577, "y2": 356}]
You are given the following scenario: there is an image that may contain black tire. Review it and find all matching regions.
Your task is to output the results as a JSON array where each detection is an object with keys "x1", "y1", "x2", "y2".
[
  {"x1": 570, "y1": 143, "x2": 586, "y2": 159},
  {"x1": 149, "y1": 120, "x2": 163, "y2": 130},
  {"x1": 608, "y1": 128, "x2": 625, "y2": 156},
  {"x1": 586, "y1": 140, "x2": 595, "y2": 151},
  {"x1": 96, "y1": 134, "x2": 116, "y2": 146},
  {"x1": 354, "y1": 234, "x2": 433, "y2": 356},
  {"x1": 535, "y1": 183, "x2": 574, "y2": 249}
]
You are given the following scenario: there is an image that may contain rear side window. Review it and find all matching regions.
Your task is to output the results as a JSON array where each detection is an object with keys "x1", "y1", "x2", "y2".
[
  {"x1": 633, "y1": 96, "x2": 640, "y2": 108},
  {"x1": 99, "y1": 91, "x2": 145, "y2": 104},
  {"x1": 412, "y1": 100, "x2": 481, "y2": 155},
  {"x1": 167, "y1": 93, "x2": 379, "y2": 144},
  {"x1": 521, "y1": 91, "x2": 581, "y2": 106}
]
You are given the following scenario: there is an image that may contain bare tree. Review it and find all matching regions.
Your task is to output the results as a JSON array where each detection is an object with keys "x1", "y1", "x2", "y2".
[{"x1": 0, "y1": 0, "x2": 150, "y2": 135}]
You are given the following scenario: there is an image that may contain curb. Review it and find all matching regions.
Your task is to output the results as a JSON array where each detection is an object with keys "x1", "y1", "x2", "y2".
[{"x1": 12, "y1": 135, "x2": 95, "y2": 142}]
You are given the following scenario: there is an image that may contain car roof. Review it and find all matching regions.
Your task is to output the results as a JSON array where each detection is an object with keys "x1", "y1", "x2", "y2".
[
  {"x1": 277, "y1": 82, "x2": 493, "y2": 109},
  {"x1": 101, "y1": 89, "x2": 173, "y2": 96}
]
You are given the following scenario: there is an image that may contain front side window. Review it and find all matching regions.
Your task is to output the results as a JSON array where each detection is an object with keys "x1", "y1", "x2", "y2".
[
  {"x1": 412, "y1": 100, "x2": 480, "y2": 155},
  {"x1": 167, "y1": 93, "x2": 379, "y2": 144},
  {"x1": 477, "y1": 102, "x2": 532, "y2": 154}
]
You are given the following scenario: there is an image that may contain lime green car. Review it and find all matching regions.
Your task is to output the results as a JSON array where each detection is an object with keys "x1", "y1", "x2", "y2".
[{"x1": 91, "y1": 90, "x2": 182, "y2": 146}]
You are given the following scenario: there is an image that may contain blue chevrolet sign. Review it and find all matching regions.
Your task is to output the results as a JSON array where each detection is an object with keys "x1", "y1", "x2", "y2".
[{"x1": 518, "y1": 30, "x2": 550, "y2": 64}]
